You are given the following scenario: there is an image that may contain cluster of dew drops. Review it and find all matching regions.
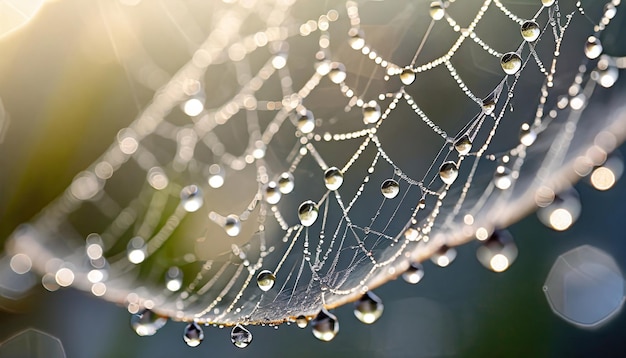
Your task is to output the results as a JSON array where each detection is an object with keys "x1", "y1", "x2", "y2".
[{"x1": 128, "y1": 0, "x2": 622, "y2": 349}]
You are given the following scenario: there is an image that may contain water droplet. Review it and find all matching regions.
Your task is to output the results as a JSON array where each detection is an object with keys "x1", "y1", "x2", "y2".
[
  {"x1": 400, "y1": 68, "x2": 416, "y2": 85},
  {"x1": 271, "y1": 53, "x2": 287, "y2": 70},
  {"x1": 165, "y1": 266, "x2": 183, "y2": 292},
  {"x1": 328, "y1": 62, "x2": 347, "y2": 84},
  {"x1": 147, "y1": 167, "x2": 169, "y2": 190},
  {"x1": 183, "y1": 322, "x2": 204, "y2": 347},
  {"x1": 380, "y1": 179, "x2": 400, "y2": 199},
  {"x1": 402, "y1": 262, "x2": 425, "y2": 284},
  {"x1": 224, "y1": 215, "x2": 241, "y2": 236},
  {"x1": 131, "y1": 309, "x2": 168, "y2": 337},
  {"x1": 297, "y1": 110, "x2": 315, "y2": 134},
  {"x1": 584, "y1": 36, "x2": 602, "y2": 59},
  {"x1": 541, "y1": 0, "x2": 555, "y2": 7},
  {"x1": 180, "y1": 185, "x2": 203, "y2": 212},
  {"x1": 439, "y1": 161, "x2": 459, "y2": 185},
  {"x1": 476, "y1": 230, "x2": 518, "y2": 272},
  {"x1": 298, "y1": 200, "x2": 319, "y2": 227},
  {"x1": 431, "y1": 246, "x2": 457, "y2": 267},
  {"x1": 311, "y1": 308, "x2": 339, "y2": 341},
  {"x1": 454, "y1": 135, "x2": 472, "y2": 155},
  {"x1": 500, "y1": 52, "x2": 522, "y2": 75},
  {"x1": 516, "y1": 125, "x2": 536, "y2": 148},
  {"x1": 429, "y1": 1, "x2": 445, "y2": 20},
  {"x1": 604, "y1": 3, "x2": 617, "y2": 19},
  {"x1": 494, "y1": 166, "x2": 513, "y2": 190},
  {"x1": 324, "y1": 167, "x2": 344, "y2": 190},
  {"x1": 264, "y1": 181, "x2": 282, "y2": 204},
  {"x1": 278, "y1": 172, "x2": 295, "y2": 194},
  {"x1": 362, "y1": 101, "x2": 381, "y2": 124},
  {"x1": 520, "y1": 20, "x2": 540, "y2": 42},
  {"x1": 231, "y1": 324, "x2": 253, "y2": 348},
  {"x1": 348, "y1": 29, "x2": 365, "y2": 50},
  {"x1": 256, "y1": 270, "x2": 276, "y2": 291},
  {"x1": 482, "y1": 97, "x2": 496, "y2": 115},
  {"x1": 353, "y1": 291, "x2": 384, "y2": 324},
  {"x1": 127, "y1": 237, "x2": 147, "y2": 264},
  {"x1": 537, "y1": 189, "x2": 581, "y2": 231},
  {"x1": 296, "y1": 315, "x2": 308, "y2": 328},
  {"x1": 594, "y1": 55, "x2": 618, "y2": 88}
]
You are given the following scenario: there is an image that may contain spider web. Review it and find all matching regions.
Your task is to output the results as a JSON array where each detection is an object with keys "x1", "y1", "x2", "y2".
[{"x1": 5, "y1": 0, "x2": 626, "y2": 328}]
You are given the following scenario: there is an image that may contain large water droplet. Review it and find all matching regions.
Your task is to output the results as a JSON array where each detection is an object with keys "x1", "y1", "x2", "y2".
[
  {"x1": 131, "y1": 309, "x2": 168, "y2": 337},
  {"x1": 519, "y1": 123, "x2": 537, "y2": 146},
  {"x1": 353, "y1": 291, "x2": 384, "y2": 324},
  {"x1": 584, "y1": 36, "x2": 602, "y2": 59},
  {"x1": 482, "y1": 97, "x2": 496, "y2": 115},
  {"x1": 165, "y1": 266, "x2": 183, "y2": 292},
  {"x1": 264, "y1": 181, "x2": 282, "y2": 204},
  {"x1": 127, "y1": 236, "x2": 147, "y2": 264},
  {"x1": 324, "y1": 167, "x2": 344, "y2": 191},
  {"x1": 297, "y1": 110, "x2": 315, "y2": 134},
  {"x1": 594, "y1": 55, "x2": 618, "y2": 88},
  {"x1": 256, "y1": 270, "x2": 276, "y2": 291},
  {"x1": 431, "y1": 245, "x2": 457, "y2": 267},
  {"x1": 520, "y1": 20, "x2": 540, "y2": 42},
  {"x1": 278, "y1": 172, "x2": 295, "y2": 194},
  {"x1": 541, "y1": 0, "x2": 555, "y2": 7},
  {"x1": 298, "y1": 200, "x2": 319, "y2": 227},
  {"x1": 362, "y1": 101, "x2": 381, "y2": 124},
  {"x1": 439, "y1": 161, "x2": 459, "y2": 185},
  {"x1": 494, "y1": 166, "x2": 513, "y2": 190},
  {"x1": 180, "y1": 185, "x2": 203, "y2": 212},
  {"x1": 231, "y1": 324, "x2": 253, "y2": 348},
  {"x1": 402, "y1": 262, "x2": 425, "y2": 284},
  {"x1": 224, "y1": 215, "x2": 241, "y2": 236},
  {"x1": 183, "y1": 322, "x2": 204, "y2": 347},
  {"x1": 348, "y1": 29, "x2": 365, "y2": 50},
  {"x1": 500, "y1": 52, "x2": 522, "y2": 75},
  {"x1": 476, "y1": 230, "x2": 518, "y2": 272},
  {"x1": 429, "y1": 1, "x2": 445, "y2": 20},
  {"x1": 296, "y1": 315, "x2": 308, "y2": 328},
  {"x1": 311, "y1": 308, "x2": 339, "y2": 341},
  {"x1": 381, "y1": 179, "x2": 400, "y2": 199},
  {"x1": 400, "y1": 68, "x2": 416, "y2": 85},
  {"x1": 454, "y1": 135, "x2": 472, "y2": 155},
  {"x1": 328, "y1": 62, "x2": 347, "y2": 84},
  {"x1": 537, "y1": 189, "x2": 581, "y2": 231}
]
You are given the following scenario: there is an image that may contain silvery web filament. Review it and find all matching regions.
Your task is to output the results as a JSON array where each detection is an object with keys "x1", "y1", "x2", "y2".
[{"x1": 2, "y1": 0, "x2": 626, "y2": 346}]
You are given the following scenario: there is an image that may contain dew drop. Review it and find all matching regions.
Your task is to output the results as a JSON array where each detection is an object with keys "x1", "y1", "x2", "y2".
[
  {"x1": 541, "y1": 0, "x2": 555, "y2": 7},
  {"x1": 328, "y1": 62, "x2": 347, "y2": 84},
  {"x1": 476, "y1": 230, "x2": 518, "y2": 273},
  {"x1": 439, "y1": 161, "x2": 459, "y2": 185},
  {"x1": 431, "y1": 245, "x2": 457, "y2": 267},
  {"x1": 482, "y1": 97, "x2": 496, "y2": 115},
  {"x1": 362, "y1": 101, "x2": 381, "y2": 124},
  {"x1": 380, "y1": 179, "x2": 400, "y2": 199},
  {"x1": 256, "y1": 270, "x2": 276, "y2": 291},
  {"x1": 183, "y1": 322, "x2": 204, "y2": 347},
  {"x1": 127, "y1": 237, "x2": 147, "y2": 264},
  {"x1": 353, "y1": 291, "x2": 384, "y2": 324},
  {"x1": 264, "y1": 181, "x2": 282, "y2": 204},
  {"x1": 231, "y1": 324, "x2": 253, "y2": 348},
  {"x1": 298, "y1": 200, "x2": 319, "y2": 227},
  {"x1": 278, "y1": 172, "x2": 295, "y2": 194},
  {"x1": 520, "y1": 123, "x2": 537, "y2": 146},
  {"x1": 131, "y1": 309, "x2": 168, "y2": 337},
  {"x1": 165, "y1": 266, "x2": 183, "y2": 292},
  {"x1": 324, "y1": 167, "x2": 344, "y2": 191},
  {"x1": 494, "y1": 166, "x2": 513, "y2": 190},
  {"x1": 311, "y1": 308, "x2": 339, "y2": 341},
  {"x1": 180, "y1": 185, "x2": 203, "y2": 212},
  {"x1": 297, "y1": 110, "x2": 315, "y2": 134},
  {"x1": 454, "y1": 135, "x2": 472, "y2": 155},
  {"x1": 520, "y1": 20, "x2": 540, "y2": 42},
  {"x1": 594, "y1": 55, "x2": 618, "y2": 88},
  {"x1": 500, "y1": 52, "x2": 522, "y2": 75},
  {"x1": 296, "y1": 315, "x2": 308, "y2": 328},
  {"x1": 400, "y1": 68, "x2": 416, "y2": 85},
  {"x1": 584, "y1": 36, "x2": 602, "y2": 60},
  {"x1": 402, "y1": 262, "x2": 425, "y2": 284},
  {"x1": 537, "y1": 189, "x2": 581, "y2": 231},
  {"x1": 224, "y1": 215, "x2": 241, "y2": 236},
  {"x1": 348, "y1": 30, "x2": 365, "y2": 50},
  {"x1": 429, "y1": 1, "x2": 445, "y2": 20}
]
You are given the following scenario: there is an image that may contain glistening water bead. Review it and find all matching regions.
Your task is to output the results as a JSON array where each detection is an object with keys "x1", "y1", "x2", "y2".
[
  {"x1": 476, "y1": 230, "x2": 518, "y2": 273},
  {"x1": 500, "y1": 52, "x2": 522, "y2": 75},
  {"x1": 520, "y1": 123, "x2": 537, "y2": 146},
  {"x1": 353, "y1": 291, "x2": 384, "y2": 324},
  {"x1": 328, "y1": 62, "x2": 347, "y2": 84},
  {"x1": 402, "y1": 262, "x2": 425, "y2": 284},
  {"x1": 297, "y1": 110, "x2": 315, "y2": 134},
  {"x1": 224, "y1": 215, "x2": 241, "y2": 236},
  {"x1": 429, "y1": 1, "x2": 445, "y2": 20},
  {"x1": 231, "y1": 324, "x2": 253, "y2": 348},
  {"x1": 264, "y1": 181, "x2": 282, "y2": 204},
  {"x1": 439, "y1": 161, "x2": 459, "y2": 185},
  {"x1": 482, "y1": 97, "x2": 496, "y2": 115},
  {"x1": 296, "y1": 315, "x2": 308, "y2": 328},
  {"x1": 256, "y1": 270, "x2": 276, "y2": 291},
  {"x1": 454, "y1": 135, "x2": 472, "y2": 155},
  {"x1": 298, "y1": 200, "x2": 319, "y2": 227},
  {"x1": 311, "y1": 308, "x2": 339, "y2": 341},
  {"x1": 131, "y1": 309, "x2": 168, "y2": 337},
  {"x1": 400, "y1": 68, "x2": 416, "y2": 85},
  {"x1": 584, "y1": 36, "x2": 603, "y2": 59},
  {"x1": 520, "y1": 20, "x2": 540, "y2": 42},
  {"x1": 278, "y1": 172, "x2": 295, "y2": 194},
  {"x1": 324, "y1": 167, "x2": 343, "y2": 191},
  {"x1": 183, "y1": 322, "x2": 204, "y2": 347},
  {"x1": 180, "y1": 185, "x2": 203, "y2": 212},
  {"x1": 362, "y1": 101, "x2": 381, "y2": 124},
  {"x1": 380, "y1": 179, "x2": 400, "y2": 199},
  {"x1": 494, "y1": 166, "x2": 513, "y2": 190}
]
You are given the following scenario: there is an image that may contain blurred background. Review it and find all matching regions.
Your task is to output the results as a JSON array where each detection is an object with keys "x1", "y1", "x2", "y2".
[{"x1": 1, "y1": 0, "x2": 626, "y2": 357}]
